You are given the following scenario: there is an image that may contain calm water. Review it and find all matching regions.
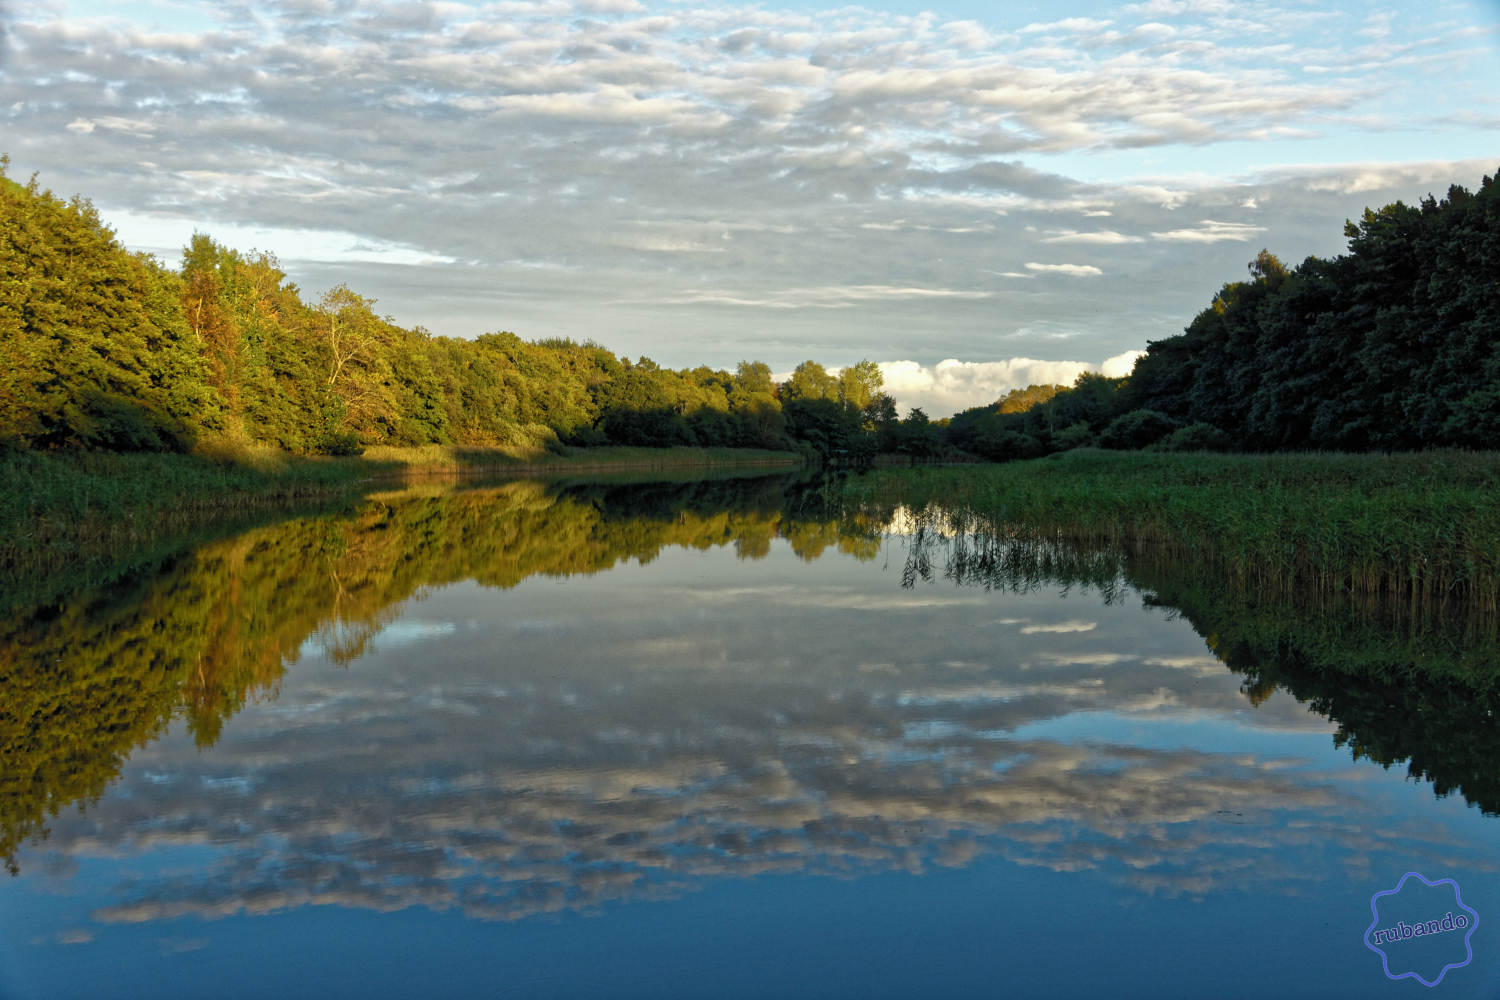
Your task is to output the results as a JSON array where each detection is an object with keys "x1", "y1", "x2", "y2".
[{"x1": 2, "y1": 474, "x2": 1497, "y2": 998}]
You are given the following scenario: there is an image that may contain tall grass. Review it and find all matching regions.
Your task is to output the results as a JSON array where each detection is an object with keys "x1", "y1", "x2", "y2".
[
  {"x1": 0, "y1": 444, "x2": 804, "y2": 581},
  {"x1": 359, "y1": 443, "x2": 802, "y2": 475},
  {"x1": 0, "y1": 447, "x2": 373, "y2": 578},
  {"x1": 843, "y1": 450, "x2": 1500, "y2": 624}
]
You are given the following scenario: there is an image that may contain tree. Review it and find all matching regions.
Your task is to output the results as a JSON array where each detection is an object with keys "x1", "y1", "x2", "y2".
[
  {"x1": 836, "y1": 360, "x2": 883, "y2": 412},
  {"x1": 780, "y1": 360, "x2": 837, "y2": 402}
]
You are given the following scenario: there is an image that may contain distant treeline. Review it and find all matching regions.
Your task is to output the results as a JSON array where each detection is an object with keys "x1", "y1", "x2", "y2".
[
  {"x1": 947, "y1": 169, "x2": 1500, "y2": 459},
  {"x1": 0, "y1": 157, "x2": 933, "y2": 460},
  {"x1": 5, "y1": 156, "x2": 1497, "y2": 461}
]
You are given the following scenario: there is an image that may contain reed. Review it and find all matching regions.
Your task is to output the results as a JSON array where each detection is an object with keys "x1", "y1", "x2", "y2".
[
  {"x1": 0, "y1": 445, "x2": 804, "y2": 581},
  {"x1": 0, "y1": 448, "x2": 370, "y2": 578},
  {"x1": 843, "y1": 450, "x2": 1500, "y2": 624}
]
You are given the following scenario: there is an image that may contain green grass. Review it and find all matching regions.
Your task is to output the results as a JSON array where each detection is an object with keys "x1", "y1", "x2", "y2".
[
  {"x1": 0, "y1": 447, "x2": 370, "y2": 577},
  {"x1": 359, "y1": 442, "x2": 802, "y2": 473},
  {"x1": 0, "y1": 444, "x2": 803, "y2": 578},
  {"x1": 843, "y1": 449, "x2": 1500, "y2": 621}
]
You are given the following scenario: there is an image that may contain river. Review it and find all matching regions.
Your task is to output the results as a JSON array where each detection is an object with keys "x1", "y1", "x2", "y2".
[{"x1": 1, "y1": 473, "x2": 1495, "y2": 998}]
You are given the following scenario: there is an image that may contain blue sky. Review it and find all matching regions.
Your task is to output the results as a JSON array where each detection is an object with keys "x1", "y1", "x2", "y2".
[{"x1": 3, "y1": 0, "x2": 1498, "y2": 413}]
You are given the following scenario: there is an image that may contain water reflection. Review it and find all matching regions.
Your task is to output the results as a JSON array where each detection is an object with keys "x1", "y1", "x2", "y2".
[
  {"x1": 2, "y1": 474, "x2": 1499, "y2": 996},
  {"x1": 892, "y1": 505, "x2": 1500, "y2": 815},
  {"x1": 1, "y1": 474, "x2": 870, "y2": 872}
]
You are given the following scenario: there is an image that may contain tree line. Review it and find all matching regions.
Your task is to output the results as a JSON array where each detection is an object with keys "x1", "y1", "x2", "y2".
[
  {"x1": 5, "y1": 157, "x2": 1494, "y2": 461},
  {"x1": 1, "y1": 156, "x2": 941, "y2": 460},
  {"x1": 946, "y1": 168, "x2": 1499, "y2": 459}
]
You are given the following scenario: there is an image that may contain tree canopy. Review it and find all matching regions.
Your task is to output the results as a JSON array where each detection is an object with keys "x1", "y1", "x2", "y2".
[
  {"x1": 947, "y1": 169, "x2": 1500, "y2": 460},
  {"x1": 4, "y1": 159, "x2": 1496, "y2": 461}
]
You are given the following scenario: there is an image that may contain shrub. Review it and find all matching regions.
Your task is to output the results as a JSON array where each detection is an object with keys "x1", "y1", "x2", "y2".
[
  {"x1": 1053, "y1": 421, "x2": 1094, "y2": 451},
  {"x1": 314, "y1": 430, "x2": 364, "y2": 456},
  {"x1": 1099, "y1": 409, "x2": 1178, "y2": 450},
  {"x1": 1156, "y1": 422, "x2": 1233, "y2": 452}
]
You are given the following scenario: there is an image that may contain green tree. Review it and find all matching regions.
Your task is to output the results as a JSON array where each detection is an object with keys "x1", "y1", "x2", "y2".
[{"x1": 780, "y1": 360, "x2": 837, "y2": 402}]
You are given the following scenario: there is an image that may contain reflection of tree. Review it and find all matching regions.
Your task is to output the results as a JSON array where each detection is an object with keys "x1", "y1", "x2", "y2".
[
  {"x1": 894, "y1": 504, "x2": 1500, "y2": 814},
  {"x1": 0, "y1": 474, "x2": 871, "y2": 873}
]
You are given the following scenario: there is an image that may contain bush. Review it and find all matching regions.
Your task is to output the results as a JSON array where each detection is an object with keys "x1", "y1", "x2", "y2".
[
  {"x1": 1053, "y1": 421, "x2": 1094, "y2": 451},
  {"x1": 314, "y1": 430, "x2": 364, "y2": 456},
  {"x1": 1099, "y1": 409, "x2": 1178, "y2": 450},
  {"x1": 1156, "y1": 422, "x2": 1233, "y2": 452}
]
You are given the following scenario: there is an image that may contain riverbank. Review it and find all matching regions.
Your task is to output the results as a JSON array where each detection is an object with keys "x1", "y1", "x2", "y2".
[
  {"x1": 844, "y1": 449, "x2": 1500, "y2": 621},
  {"x1": 0, "y1": 444, "x2": 803, "y2": 579}
]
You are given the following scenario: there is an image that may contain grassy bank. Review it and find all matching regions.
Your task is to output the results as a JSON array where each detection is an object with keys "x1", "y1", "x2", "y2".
[
  {"x1": 358, "y1": 443, "x2": 803, "y2": 475},
  {"x1": 0, "y1": 444, "x2": 802, "y2": 578},
  {"x1": 843, "y1": 449, "x2": 1500, "y2": 620}
]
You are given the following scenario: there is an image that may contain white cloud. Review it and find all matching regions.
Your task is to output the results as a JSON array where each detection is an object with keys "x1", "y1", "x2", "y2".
[
  {"x1": 577, "y1": 0, "x2": 645, "y2": 12},
  {"x1": 104, "y1": 209, "x2": 458, "y2": 266},
  {"x1": 1020, "y1": 17, "x2": 1114, "y2": 34},
  {"x1": 1151, "y1": 220, "x2": 1267, "y2": 243},
  {"x1": 3, "y1": 0, "x2": 1493, "y2": 371},
  {"x1": 1026, "y1": 262, "x2": 1104, "y2": 276},
  {"x1": 656, "y1": 285, "x2": 993, "y2": 309},
  {"x1": 876, "y1": 354, "x2": 1144, "y2": 417},
  {"x1": 1099, "y1": 350, "x2": 1146, "y2": 379},
  {"x1": 1042, "y1": 230, "x2": 1144, "y2": 245}
]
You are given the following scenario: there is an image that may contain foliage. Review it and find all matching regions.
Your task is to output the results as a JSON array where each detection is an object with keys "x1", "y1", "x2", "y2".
[
  {"x1": 0, "y1": 164, "x2": 901, "y2": 463},
  {"x1": 8, "y1": 160, "x2": 1496, "y2": 464},
  {"x1": 0, "y1": 169, "x2": 218, "y2": 451},
  {"x1": 942, "y1": 169, "x2": 1500, "y2": 459},
  {"x1": 1155, "y1": 422, "x2": 1232, "y2": 452},
  {"x1": 1098, "y1": 408, "x2": 1178, "y2": 450}
]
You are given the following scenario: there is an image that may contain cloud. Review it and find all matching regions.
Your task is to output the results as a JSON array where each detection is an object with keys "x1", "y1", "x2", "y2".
[
  {"x1": 655, "y1": 285, "x2": 993, "y2": 309},
  {"x1": 1100, "y1": 349, "x2": 1145, "y2": 377},
  {"x1": 1151, "y1": 220, "x2": 1267, "y2": 243},
  {"x1": 876, "y1": 357, "x2": 1082, "y2": 416},
  {"x1": 1042, "y1": 230, "x2": 1144, "y2": 245},
  {"x1": 103, "y1": 209, "x2": 459, "y2": 266},
  {"x1": 869, "y1": 348, "x2": 1146, "y2": 415},
  {"x1": 1025, "y1": 262, "x2": 1105, "y2": 276},
  {"x1": 0, "y1": 0, "x2": 1492, "y2": 372}
]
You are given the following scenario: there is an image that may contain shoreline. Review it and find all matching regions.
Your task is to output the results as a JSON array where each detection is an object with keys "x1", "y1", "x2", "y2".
[
  {"x1": 844, "y1": 448, "x2": 1500, "y2": 624},
  {"x1": 0, "y1": 445, "x2": 806, "y2": 584}
]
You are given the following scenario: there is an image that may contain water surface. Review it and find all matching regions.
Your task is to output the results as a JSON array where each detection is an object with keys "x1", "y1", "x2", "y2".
[{"x1": 3, "y1": 475, "x2": 1497, "y2": 998}]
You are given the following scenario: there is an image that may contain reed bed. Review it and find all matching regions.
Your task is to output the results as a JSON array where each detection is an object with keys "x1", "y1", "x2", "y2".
[
  {"x1": 0, "y1": 444, "x2": 804, "y2": 581},
  {"x1": 844, "y1": 449, "x2": 1500, "y2": 624},
  {"x1": 0, "y1": 448, "x2": 372, "y2": 579},
  {"x1": 359, "y1": 443, "x2": 802, "y2": 475}
]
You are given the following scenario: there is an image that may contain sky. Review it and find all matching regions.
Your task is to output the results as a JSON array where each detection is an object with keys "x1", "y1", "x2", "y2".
[{"x1": 2, "y1": 0, "x2": 1498, "y2": 415}]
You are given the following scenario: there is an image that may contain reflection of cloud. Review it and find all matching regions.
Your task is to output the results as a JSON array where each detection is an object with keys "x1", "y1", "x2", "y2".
[
  {"x1": 39, "y1": 638, "x2": 1468, "y2": 930},
  {"x1": 1020, "y1": 620, "x2": 1097, "y2": 634},
  {"x1": 67, "y1": 716, "x2": 1459, "y2": 929}
]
